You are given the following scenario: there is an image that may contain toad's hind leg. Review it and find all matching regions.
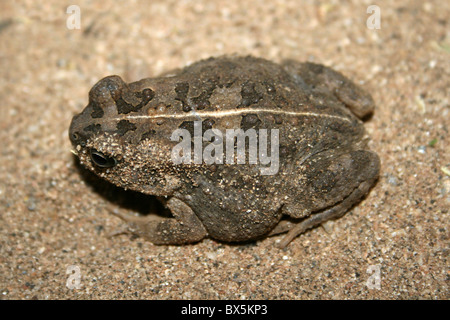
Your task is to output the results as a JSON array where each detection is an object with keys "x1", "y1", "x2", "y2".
[
  {"x1": 276, "y1": 178, "x2": 375, "y2": 248},
  {"x1": 111, "y1": 197, "x2": 207, "y2": 245},
  {"x1": 282, "y1": 60, "x2": 375, "y2": 119},
  {"x1": 276, "y1": 149, "x2": 380, "y2": 248}
]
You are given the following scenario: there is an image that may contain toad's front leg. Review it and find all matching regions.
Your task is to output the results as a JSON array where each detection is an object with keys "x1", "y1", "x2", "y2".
[{"x1": 111, "y1": 197, "x2": 207, "y2": 245}]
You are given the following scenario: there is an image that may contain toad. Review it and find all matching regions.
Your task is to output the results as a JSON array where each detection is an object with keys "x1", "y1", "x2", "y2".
[{"x1": 69, "y1": 56, "x2": 380, "y2": 248}]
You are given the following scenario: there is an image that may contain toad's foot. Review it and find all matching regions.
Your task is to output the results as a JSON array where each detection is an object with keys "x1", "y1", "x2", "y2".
[{"x1": 109, "y1": 198, "x2": 207, "y2": 245}]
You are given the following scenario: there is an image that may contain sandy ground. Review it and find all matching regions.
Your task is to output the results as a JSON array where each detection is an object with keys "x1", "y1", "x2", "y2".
[{"x1": 0, "y1": 0, "x2": 448, "y2": 300}]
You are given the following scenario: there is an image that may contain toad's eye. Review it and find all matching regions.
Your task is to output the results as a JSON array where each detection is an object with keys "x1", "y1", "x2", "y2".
[{"x1": 89, "y1": 149, "x2": 117, "y2": 168}]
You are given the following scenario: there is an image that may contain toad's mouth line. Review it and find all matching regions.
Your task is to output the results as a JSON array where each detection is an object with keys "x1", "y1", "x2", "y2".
[{"x1": 113, "y1": 108, "x2": 353, "y2": 123}]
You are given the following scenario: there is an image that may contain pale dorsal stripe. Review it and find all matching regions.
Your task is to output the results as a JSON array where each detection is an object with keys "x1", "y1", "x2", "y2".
[{"x1": 119, "y1": 108, "x2": 351, "y2": 123}]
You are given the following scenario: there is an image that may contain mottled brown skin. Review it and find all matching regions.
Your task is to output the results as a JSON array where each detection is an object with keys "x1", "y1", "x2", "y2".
[{"x1": 69, "y1": 56, "x2": 380, "y2": 248}]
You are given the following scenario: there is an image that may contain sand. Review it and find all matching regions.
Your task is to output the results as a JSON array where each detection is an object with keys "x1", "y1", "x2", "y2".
[{"x1": 0, "y1": 0, "x2": 448, "y2": 299}]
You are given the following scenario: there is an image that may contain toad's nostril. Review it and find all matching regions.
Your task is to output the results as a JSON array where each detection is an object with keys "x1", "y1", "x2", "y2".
[{"x1": 70, "y1": 132, "x2": 79, "y2": 142}]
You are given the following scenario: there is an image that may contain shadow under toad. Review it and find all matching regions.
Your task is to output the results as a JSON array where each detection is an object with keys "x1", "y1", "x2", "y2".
[{"x1": 72, "y1": 156, "x2": 170, "y2": 219}]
